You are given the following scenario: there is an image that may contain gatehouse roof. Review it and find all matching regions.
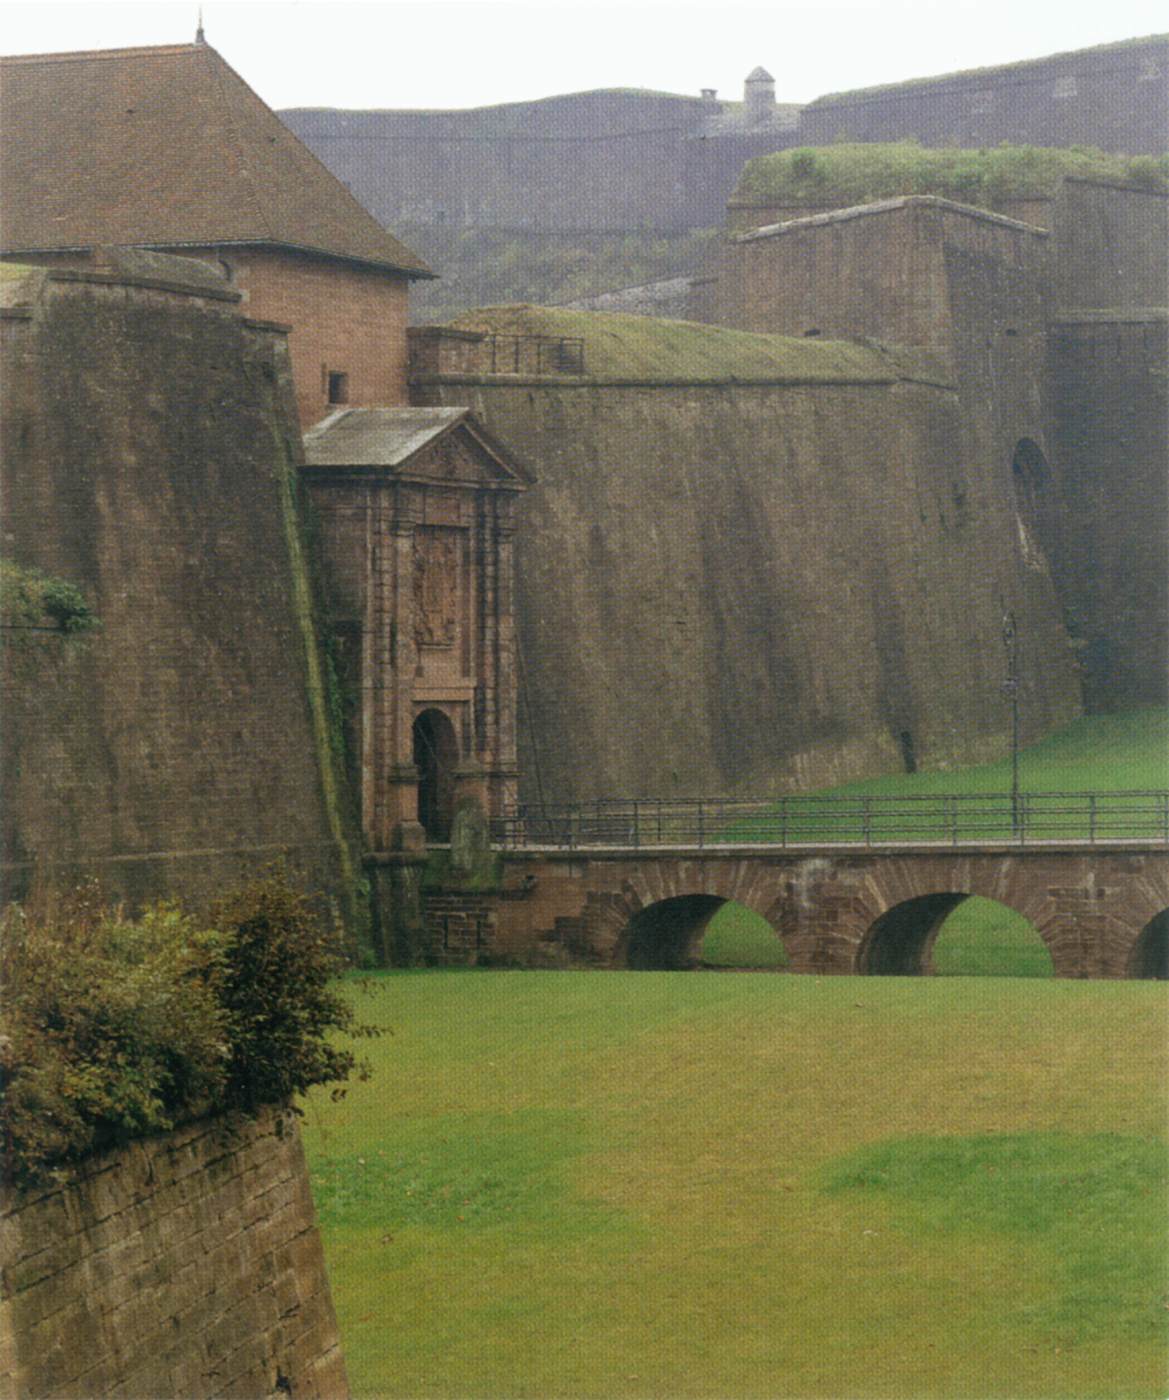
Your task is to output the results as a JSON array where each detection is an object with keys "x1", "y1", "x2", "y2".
[
  {"x1": 303, "y1": 407, "x2": 532, "y2": 483},
  {"x1": 0, "y1": 42, "x2": 433, "y2": 278}
]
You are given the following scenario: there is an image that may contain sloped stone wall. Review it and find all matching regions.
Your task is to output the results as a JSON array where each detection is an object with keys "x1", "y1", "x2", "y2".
[{"x1": 0, "y1": 1108, "x2": 347, "y2": 1400}]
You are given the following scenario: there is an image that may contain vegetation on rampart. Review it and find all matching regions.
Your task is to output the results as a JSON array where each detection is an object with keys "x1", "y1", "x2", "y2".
[
  {"x1": 0, "y1": 869, "x2": 374, "y2": 1188},
  {"x1": 0, "y1": 558, "x2": 98, "y2": 637},
  {"x1": 447, "y1": 303, "x2": 938, "y2": 381},
  {"x1": 408, "y1": 226, "x2": 720, "y2": 323},
  {"x1": 733, "y1": 142, "x2": 1169, "y2": 210}
]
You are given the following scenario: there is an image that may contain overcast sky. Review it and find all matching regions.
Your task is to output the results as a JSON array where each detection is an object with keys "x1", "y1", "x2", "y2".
[{"x1": 2, "y1": 0, "x2": 1165, "y2": 109}]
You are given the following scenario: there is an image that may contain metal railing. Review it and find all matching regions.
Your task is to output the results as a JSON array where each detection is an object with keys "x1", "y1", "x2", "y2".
[
  {"x1": 485, "y1": 334, "x2": 585, "y2": 375},
  {"x1": 491, "y1": 791, "x2": 1169, "y2": 850}
]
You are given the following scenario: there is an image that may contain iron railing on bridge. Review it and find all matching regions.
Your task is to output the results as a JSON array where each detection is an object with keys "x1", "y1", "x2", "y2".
[{"x1": 492, "y1": 791, "x2": 1169, "y2": 850}]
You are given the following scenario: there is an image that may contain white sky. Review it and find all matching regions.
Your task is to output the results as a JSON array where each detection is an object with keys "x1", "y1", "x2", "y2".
[{"x1": 1, "y1": 0, "x2": 1165, "y2": 109}]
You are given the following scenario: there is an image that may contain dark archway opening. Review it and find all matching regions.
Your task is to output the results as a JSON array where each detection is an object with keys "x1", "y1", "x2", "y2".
[
  {"x1": 623, "y1": 895, "x2": 726, "y2": 970},
  {"x1": 858, "y1": 894, "x2": 968, "y2": 975},
  {"x1": 1011, "y1": 437, "x2": 1050, "y2": 519},
  {"x1": 1128, "y1": 910, "x2": 1169, "y2": 980},
  {"x1": 413, "y1": 708, "x2": 458, "y2": 842}
]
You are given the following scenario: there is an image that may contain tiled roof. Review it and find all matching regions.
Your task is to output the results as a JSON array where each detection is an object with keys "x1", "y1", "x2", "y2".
[
  {"x1": 304, "y1": 407, "x2": 470, "y2": 467},
  {"x1": 0, "y1": 42, "x2": 433, "y2": 277}
]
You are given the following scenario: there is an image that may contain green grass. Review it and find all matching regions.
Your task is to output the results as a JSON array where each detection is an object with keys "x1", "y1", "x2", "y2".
[
  {"x1": 733, "y1": 143, "x2": 1168, "y2": 210},
  {"x1": 303, "y1": 972, "x2": 1169, "y2": 1398},
  {"x1": 822, "y1": 708, "x2": 1169, "y2": 798},
  {"x1": 446, "y1": 302, "x2": 937, "y2": 383},
  {"x1": 707, "y1": 710, "x2": 1167, "y2": 975}
]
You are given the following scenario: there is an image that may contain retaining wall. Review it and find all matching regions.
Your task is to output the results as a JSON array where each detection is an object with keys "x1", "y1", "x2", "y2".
[{"x1": 0, "y1": 1108, "x2": 347, "y2": 1400}]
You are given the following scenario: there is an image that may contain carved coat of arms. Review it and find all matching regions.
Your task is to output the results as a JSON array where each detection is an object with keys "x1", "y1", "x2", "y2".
[{"x1": 413, "y1": 528, "x2": 460, "y2": 647}]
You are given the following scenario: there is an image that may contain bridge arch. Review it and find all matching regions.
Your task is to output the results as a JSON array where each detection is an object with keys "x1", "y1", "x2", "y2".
[
  {"x1": 855, "y1": 893, "x2": 1053, "y2": 976},
  {"x1": 1127, "y1": 910, "x2": 1168, "y2": 980},
  {"x1": 856, "y1": 893, "x2": 967, "y2": 975},
  {"x1": 616, "y1": 894, "x2": 788, "y2": 970}
]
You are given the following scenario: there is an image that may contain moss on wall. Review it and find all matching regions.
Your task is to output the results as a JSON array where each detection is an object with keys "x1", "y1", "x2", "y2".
[
  {"x1": 0, "y1": 271, "x2": 363, "y2": 928},
  {"x1": 447, "y1": 303, "x2": 944, "y2": 383}
]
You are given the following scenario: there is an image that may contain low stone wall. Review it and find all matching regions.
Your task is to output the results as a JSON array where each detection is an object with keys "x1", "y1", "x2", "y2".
[{"x1": 1, "y1": 1108, "x2": 347, "y2": 1400}]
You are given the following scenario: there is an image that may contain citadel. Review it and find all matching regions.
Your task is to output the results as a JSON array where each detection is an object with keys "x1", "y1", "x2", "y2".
[
  {"x1": 1, "y1": 25, "x2": 1168, "y2": 1400},
  {"x1": 0, "y1": 32, "x2": 1166, "y2": 960}
]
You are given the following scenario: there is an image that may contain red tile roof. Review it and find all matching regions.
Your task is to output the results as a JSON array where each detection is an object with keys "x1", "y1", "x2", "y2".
[{"x1": 0, "y1": 41, "x2": 433, "y2": 277}]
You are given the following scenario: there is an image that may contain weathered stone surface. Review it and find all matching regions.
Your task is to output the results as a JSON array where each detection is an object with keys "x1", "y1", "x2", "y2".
[
  {"x1": 416, "y1": 303, "x2": 1080, "y2": 804},
  {"x1": 0, "y1": 1109, "x2": 347, "y2": 1400},
  {"x1": 433, "y1": 846, "x2": 1169, "y2": 978},
  {"x1": 0, "y1": 264, "x2": 356, "y2": 916}
]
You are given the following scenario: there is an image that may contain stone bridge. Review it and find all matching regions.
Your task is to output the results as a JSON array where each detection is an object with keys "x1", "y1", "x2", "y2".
[{"x1": 421, "y1": 844, "x2": 1169, "y2": 978}]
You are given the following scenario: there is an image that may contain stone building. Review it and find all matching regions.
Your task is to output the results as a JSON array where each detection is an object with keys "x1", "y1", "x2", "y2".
[
  {"x1": 702, "y1": 169, "x2": 1168, "y2": 713},
  {"x1": 0, "y1": 39, "x2": 434, "y2": 426},
  {"x1": 302, "y1": 407, "x2": 530, "y2": 850},
  {"x1": 0, "y1": 39, "x2": 528, "y2": 878}
]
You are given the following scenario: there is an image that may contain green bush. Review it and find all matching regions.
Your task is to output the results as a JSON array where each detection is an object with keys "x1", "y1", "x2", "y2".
[
  {"x1": 0, "y1": 558, "x2": 99, "y2": 636},
  {"x1": 0, "y1": 869, "x2": 372, "y2": 1188}
]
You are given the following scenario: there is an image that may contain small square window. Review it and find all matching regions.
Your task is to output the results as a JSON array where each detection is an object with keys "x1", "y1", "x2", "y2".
[
  {"x1": 1053, "y1": 76, "x2": 1078, "y2": 98},
  {"x1": 327, "y1": 371, "x2": 349, "y2": 405},
  {"x1": 970, "y1": 89, "x2": 995, "y2": 114}
]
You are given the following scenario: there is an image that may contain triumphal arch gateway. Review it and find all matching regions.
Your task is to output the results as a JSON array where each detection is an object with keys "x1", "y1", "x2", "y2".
[{"x1": 303, "y1": 405, "x2": 530, "y2": 852}]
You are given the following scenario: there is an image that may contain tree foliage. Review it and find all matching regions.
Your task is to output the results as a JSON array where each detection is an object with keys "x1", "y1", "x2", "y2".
[{"x1": 0, "y1": 869, "x2": 372, "y2": 1188}]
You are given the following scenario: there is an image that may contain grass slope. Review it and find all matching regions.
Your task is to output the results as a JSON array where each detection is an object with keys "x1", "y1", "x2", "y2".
[
  {"x1": 303, "y1": 972, "x2": 1168, "y2": 1398},
  {"x1": 733, "y1": 143, "x2": 1168, "y2": 210},
  {"x1": 445, "y1": 303, "x2": 937, "y2": 382},
  {"x1": 703, "y1": 709, "x2": 1168, "y2": 973}
]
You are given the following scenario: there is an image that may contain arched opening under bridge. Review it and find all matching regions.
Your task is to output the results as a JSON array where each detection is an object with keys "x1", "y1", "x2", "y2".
[
  {"x1": 413, "y1": 708, "x2": 458, "y2": 842},
  {"x1": 621, "y1": 896, "x2": 786, "y2": 971},
  {"x1": 858, "y1": 894, "x2": 1052, "y2": 977},
  {"x1": 1128, "y1": 910, "x2": 1169, "y2": 980}
]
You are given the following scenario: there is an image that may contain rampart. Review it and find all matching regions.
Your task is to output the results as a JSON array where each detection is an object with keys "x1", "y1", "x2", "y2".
[
  {"x1": 799, "y1": 34, "x2": 1167, "y2": 152},
  {"x1": 0, "y1": 1107, "x2": 347, "y2": 1400},
  {"x1": 724, "y1": 178, "x2": 1169, "y2": 314},
  {"x1": 1046, "y1": 312, "x2": 1169, "y2": 709},
  {"x1": 0, "y1": 258, "x2": 357, "y2": 914},
  {"x1": 412, "y1": 307, "x2": 1080, "y2": 805}
]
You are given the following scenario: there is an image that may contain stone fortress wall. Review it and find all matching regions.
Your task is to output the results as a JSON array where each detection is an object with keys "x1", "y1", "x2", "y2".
[
  {"x1": 280, "y1": 35, "x2": 1167, "y2": 320},
  {"x1": 0, "y1": 1108, "x2": 347, "y2": 1400},
  {"x1": 0, "y1": 254, "x2": 357, "y2": 913},
  {"x1": 412, "y1": 310, "x2": 1081, "y2": 805}
]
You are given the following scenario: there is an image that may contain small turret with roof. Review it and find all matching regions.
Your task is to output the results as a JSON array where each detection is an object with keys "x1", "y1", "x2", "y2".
[{"x1": 745, "y1": 65, "x2": 776, "y2": 124}]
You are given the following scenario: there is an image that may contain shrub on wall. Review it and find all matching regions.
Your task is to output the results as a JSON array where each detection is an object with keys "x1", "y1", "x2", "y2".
[{"x1": 0, "y1": 869, "x2": 370, "y2": 1188}]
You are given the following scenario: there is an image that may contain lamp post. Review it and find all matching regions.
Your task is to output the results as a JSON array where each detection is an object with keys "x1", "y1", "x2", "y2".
[{"x1": 1001, "y1": 607, "x2": 1020, "y2": 837}]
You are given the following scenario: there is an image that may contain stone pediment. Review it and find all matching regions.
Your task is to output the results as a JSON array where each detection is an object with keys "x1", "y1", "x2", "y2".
[{"x1": 302, "y1": 406, "x2": 531, "y2": 488}]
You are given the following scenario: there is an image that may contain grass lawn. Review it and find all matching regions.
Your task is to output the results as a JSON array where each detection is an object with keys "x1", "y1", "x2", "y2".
[
  {"x1": 702, "y1": 709, "x2": 1168, "y2": 975},
  {"x1": 303, "y1": 972, "x2": 1168, "y2": 1399}
]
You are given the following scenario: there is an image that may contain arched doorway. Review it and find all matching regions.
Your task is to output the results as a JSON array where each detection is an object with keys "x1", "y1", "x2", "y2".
[
  {"x1": 412, "y1": 708, "x2": 458, "y2": 842},
  {"x1": 1011, "y1": 437, "x2": 1050, "y2": 516},
  {"x1": 1128, "y1": 910, "x2": 1169, "y2": 980}
]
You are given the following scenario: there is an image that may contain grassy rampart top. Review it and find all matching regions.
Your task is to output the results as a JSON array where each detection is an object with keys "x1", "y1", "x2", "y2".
[
  {"x1": 732, "y1": 143, "x2": 1168, "y2": 210},
  {"x1": 445, "y1": 303, "x2": 943, "y2": 383}
]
